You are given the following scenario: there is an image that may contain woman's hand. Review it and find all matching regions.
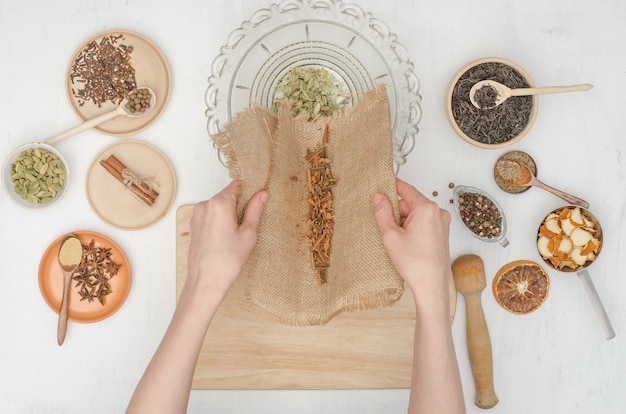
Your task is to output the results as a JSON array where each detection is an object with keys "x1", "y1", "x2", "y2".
[
  {"x1": 372, "y1": 178, "x2": 452, "y2": 304},
  {"x1": 126, "y1": 181, "x2": 268, "y2": 414},
  {"x1": 373, "y1": 179, "x2": 465, "y2": 414},
  {"x1": 186, "y1": 181, "x2": 268, "y2": 297}
]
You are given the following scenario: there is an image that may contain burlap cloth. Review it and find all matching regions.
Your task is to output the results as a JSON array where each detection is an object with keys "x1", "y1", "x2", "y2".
[{"x1": 212, "y1": 85, "x2": 403, "y2": 325}]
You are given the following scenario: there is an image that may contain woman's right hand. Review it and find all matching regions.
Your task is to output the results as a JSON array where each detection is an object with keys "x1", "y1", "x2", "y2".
[{"x1": 372, "y1": 178, "x2": 452, "y2": 306}]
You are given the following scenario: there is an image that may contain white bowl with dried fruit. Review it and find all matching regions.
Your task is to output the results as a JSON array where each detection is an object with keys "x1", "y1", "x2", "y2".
[
  {"x1": 536, "y1": 205, "x2": 615, "y2": 339},
  {"x1": 2, "y1": 142, "x2": 69, "y2": 210}
]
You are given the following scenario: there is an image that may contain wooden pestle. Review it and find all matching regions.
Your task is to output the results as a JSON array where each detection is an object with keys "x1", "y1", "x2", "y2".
[{"x1": 452, "y1": 254, "x2": 498, "y2": 409}]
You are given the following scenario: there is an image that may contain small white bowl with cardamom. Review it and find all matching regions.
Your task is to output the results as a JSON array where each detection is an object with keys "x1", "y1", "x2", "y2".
[{"x1": 2, "y1": 142, "x2": 69, "y2": 210}]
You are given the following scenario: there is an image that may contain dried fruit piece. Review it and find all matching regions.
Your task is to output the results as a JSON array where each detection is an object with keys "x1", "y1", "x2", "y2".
[
  {"x1": 570, "y1": 227, "x2": 594, "y2": 246},
  {"x1": 537, "y1": 236, "x2": 552, "y2": 258},
  {"x1": 571, "y1": 247, "x2": 588, "y2": 266},
  {"x1": 493, "y1": 261, "x2": 550, "y2": 314},
  {"x1": 570, "y1": 207, "x2": 584, "y2": 225},
  {"x1": 545, "y1": 217, "x2": 561, "y2": 235}
]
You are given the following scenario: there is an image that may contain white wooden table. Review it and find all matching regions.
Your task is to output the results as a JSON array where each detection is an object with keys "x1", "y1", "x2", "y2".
[{"x1": 1, "y1": 0, "x2": 624, "y2": 412}]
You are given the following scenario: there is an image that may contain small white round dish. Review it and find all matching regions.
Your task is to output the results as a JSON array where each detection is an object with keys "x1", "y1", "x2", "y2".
[
  {"x1": 66, "y1": 30, "x2": 171, "y2": 136},
  {"x1": 205, "y1": 0, "x2": 421, "y2": 171},
  {"x1": 85, "y1": 140, "x2": 176, "y2": 230},
  {"x1": 2, "y1": 142, "x2": 69, "y2": 210}
]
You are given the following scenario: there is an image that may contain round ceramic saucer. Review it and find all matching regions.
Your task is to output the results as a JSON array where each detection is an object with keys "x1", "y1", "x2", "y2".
[
  {"x1": 86, "y1": 140, "x2": 176, "y2": 230},
  {"x1": 66, "y1": 30, "x2": 171, "y2": 135},
  {"x1": 39, "y1": 231, "x2": 131, "y2": 323}
]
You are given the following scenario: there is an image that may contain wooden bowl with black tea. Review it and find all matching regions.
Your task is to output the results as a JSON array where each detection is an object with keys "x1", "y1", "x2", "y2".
[{"x1": 446, "y1": 57, "x2": 539, "y2": 149}]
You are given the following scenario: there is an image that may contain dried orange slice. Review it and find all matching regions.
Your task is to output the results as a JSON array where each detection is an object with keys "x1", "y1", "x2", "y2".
[{"x1": 493, "y1": 260, "x2": 550, "y2": 314}]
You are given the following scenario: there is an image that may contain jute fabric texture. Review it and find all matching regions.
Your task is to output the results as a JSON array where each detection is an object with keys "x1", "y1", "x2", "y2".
[{"x1": 212, "y1": 85, "x2": 403, "y2": 325}]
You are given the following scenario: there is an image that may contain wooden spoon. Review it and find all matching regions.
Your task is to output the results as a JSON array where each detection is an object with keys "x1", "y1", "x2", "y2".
[
  {"x1": 45, "y1": 87, "x2": 155, "y2": 145},
  {"x1": 452, "y1": 254, "x2": 498, "y2": 409},
  {"x1": 57, "y1": 235, "x2": 83, "y2": 346},
  {"x1": 497, "y1": 160, "x2": 589, "y2": 208},
  {"x1": 469, "y1": 80, "x2": 593, "y2": 109}
]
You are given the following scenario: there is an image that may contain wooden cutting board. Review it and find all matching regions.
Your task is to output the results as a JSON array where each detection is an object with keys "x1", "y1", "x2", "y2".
[{"x1": 176, "y1": 204, "x2": 456, "y2": 389}]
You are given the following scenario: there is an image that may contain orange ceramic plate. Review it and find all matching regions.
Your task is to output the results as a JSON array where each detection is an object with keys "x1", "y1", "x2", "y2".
[
  {"x1": 38, "y1": 231, "x2": 131, "y2": 323},
  {"x1": 66, "y1": 30, "x2": 171, "y2": 135}
]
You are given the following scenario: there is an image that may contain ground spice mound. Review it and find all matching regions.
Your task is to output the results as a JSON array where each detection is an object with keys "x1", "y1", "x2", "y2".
[
  {"x1": 493, "y1": 150, "x2": 537, "y2": 194},
  {"x1": 70, "y1": 34, "x2": 137, "y2": 107},
  {"x1": 451, "y1": 62, "x2": 533, "y2": 145},
  {"x1": 495, "y1": 159, "x2": 523, "y2": 182}
]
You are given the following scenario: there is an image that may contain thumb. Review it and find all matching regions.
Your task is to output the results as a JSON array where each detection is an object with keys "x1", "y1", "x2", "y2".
[
  {"x1": 240, "y1": 190, "x2": 268, "y2": 233},
  {"x1": 372, "y1": 193, "x2": 398, "y2": 235}
]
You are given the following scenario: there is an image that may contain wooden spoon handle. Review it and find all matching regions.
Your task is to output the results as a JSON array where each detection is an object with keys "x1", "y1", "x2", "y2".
[
  {"x1": 45, "y1": 106, "x2": 124, "y2": 145},
  {"x1": 464, "y1": 291, "x2": 499, "y2": 409},
  {"x1": 57, "y1": 271, "x2": 72, "y2": 345},
  {"x1": 510, "y1": 83, "x2": 593, "y2": 97},
  {"x1": 531, "y1": 178, "x2": 589, "y2": 209}
]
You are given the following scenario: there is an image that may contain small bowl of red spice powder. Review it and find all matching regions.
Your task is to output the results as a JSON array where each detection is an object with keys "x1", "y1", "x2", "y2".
[{"x1": 446, "y1": 57, "x2": 539, "y2": 149}]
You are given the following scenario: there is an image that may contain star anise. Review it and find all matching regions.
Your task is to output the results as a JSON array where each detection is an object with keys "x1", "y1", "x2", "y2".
[
  {"x1": 70, "y1": 239, "x2": 122, "y2": 306},
  {"x1": 79, "y1": 285, "x2": 98, "y2": 303},
  {"x1": 97, "y1": 247, "x2": 112, "y2": 263}
]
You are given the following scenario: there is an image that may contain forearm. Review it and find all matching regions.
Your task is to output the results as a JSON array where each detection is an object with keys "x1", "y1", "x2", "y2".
[
  {"x1": 126, "y1": 286, "x2": 224, "y2": 414},
  {"x1": 407, "y1": 285, "x2": 466, "y2": 414}
]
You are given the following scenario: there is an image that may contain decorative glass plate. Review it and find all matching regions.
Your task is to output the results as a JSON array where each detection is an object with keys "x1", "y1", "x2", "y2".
[{"x1": 205, "y1": 0, "x2": 421, "y2": 171}]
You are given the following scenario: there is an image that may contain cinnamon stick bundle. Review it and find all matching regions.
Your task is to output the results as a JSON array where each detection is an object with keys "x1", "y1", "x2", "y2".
[{"x1": 99, "y1": 154, "x2": 159, "y2": 206}]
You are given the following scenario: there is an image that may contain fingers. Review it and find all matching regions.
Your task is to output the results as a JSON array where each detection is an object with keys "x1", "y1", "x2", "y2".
[
  {"x1": 396, "y1": 178, "x2": 429, "y2": 207},
  {"x1": 240, "y1": 190, "x2": 268, "y2": 233},
  {"x1": 218, "y1": 180, "x2": 242, "y2": 207},
  {"x1": 372, "y1": 193, "x2": 399, "y2": 234}
]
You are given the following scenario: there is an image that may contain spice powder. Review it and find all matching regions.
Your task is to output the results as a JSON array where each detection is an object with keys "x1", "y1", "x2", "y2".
[{"x1": 493, "y1": 150, "x2": 537, "y2": 194}]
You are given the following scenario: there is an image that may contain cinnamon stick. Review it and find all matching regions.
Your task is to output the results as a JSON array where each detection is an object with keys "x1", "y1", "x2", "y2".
[
  {"x1": 99, "y1": 155, "x2": 158, "y2": 206},
  {"x1": 305, "y1": 125, "x2": 337, "y2": 285}
]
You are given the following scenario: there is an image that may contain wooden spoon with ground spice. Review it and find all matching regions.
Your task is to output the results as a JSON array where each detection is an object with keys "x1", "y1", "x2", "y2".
[
  {"x1": 495, "y1": 160, "x2": 588, "y2": 208},
  {"x1": 57, "y1": 235, "x2": 83, "y2": 346}
]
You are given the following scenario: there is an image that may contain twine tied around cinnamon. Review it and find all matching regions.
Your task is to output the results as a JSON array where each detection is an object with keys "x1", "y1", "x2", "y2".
[
  {"x1": 100, "y1": 154, "x2": 160, "y2": 206},
  {"x1": 121, "y1": 168, "x2": 159, "y2": 195}
]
